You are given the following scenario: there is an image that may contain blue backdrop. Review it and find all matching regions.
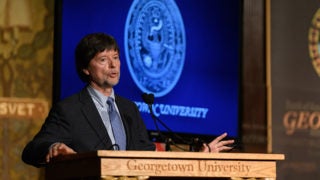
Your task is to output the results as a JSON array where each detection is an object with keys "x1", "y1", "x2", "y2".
[{"x1": 58, "y1": 0, "x2": 241, "y2": 139}]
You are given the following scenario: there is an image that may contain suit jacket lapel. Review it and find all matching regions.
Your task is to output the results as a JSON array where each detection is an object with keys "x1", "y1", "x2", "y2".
[{"x1": 79, "y1": 88, "x2": 112, "y2": 148}]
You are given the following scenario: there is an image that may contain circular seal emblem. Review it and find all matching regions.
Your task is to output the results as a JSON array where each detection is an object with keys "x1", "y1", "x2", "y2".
[
  {"x1": 124, "y1": 0, "x2": 186, "y2": 97},
  {"x1": 309, "y1": 8, "x2": 320, "y2": 76}
]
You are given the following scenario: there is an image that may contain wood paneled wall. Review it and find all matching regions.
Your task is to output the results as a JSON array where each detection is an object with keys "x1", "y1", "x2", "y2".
[{"x1": 241, "y1": 0, "x2": 268, "y2": 152}]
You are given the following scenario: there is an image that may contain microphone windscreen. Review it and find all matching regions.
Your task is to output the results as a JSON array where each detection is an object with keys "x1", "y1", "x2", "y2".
[{"x1": 141, "y1": 93, "x2": 154, "y2": 104}]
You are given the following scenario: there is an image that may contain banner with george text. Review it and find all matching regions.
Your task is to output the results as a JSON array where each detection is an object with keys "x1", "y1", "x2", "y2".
[{"x1": 271, "y1": 0, "x2": 320, "y2": 179}]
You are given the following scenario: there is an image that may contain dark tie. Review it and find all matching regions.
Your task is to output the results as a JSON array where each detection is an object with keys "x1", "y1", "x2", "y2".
[{"x1": 107, "y1": 97, "x2": 126, "y2": 150}]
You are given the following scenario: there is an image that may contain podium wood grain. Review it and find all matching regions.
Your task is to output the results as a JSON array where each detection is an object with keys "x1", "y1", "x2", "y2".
[{"x1": 45, "y1": 150, "x2": 284, "y2": 179}]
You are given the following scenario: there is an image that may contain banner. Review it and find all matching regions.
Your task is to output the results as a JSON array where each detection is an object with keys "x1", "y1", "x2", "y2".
[{"x1": 271, "y1": 0, "x2": 320, "y2": 179}]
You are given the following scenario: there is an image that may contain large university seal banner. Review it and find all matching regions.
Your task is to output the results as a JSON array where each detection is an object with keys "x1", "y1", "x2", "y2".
[
  {"x1": 124, "y1": 0, "x2": 186, "y2": 97},
  {"x1": 270, "y1": 0, "x2": 320, "y2": 179}
]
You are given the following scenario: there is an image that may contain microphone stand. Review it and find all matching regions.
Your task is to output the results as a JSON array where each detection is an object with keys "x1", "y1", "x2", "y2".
[
  {"x1": 142, "y1": 93, "x2": 204, "y2": 152},
  {"x1": 146, "y1": 103, "x2": 173, "y2": 151}
]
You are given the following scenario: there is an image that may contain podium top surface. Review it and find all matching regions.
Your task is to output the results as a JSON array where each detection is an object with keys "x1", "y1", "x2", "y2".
[
  {"x1": 48, "y1": 150, "x2": 285, "y2": 179},
  {"x1": 55, "y1": 150, "x2": 285, "y2": 162}
]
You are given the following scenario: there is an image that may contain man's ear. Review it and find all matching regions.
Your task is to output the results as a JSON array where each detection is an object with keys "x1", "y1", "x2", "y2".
[{"x1": 83, "y1": 69, "x2": 89, "y2": 75}]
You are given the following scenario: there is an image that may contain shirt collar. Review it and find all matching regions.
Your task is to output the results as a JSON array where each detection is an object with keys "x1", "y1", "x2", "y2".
[{"x1": 87, "y1": 85, "x2": 115, "y2": 107}]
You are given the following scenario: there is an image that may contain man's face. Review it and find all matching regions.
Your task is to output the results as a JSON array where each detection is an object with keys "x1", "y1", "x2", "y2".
[{"x1": 83, "y1": 49, "x2": 121, "y2": 89}]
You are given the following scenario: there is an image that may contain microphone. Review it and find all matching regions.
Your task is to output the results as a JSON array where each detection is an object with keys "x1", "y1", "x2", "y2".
[
  {"x1": 141, "y1": 93, "x2": 203, "y2": 152},
  {"x1": 141, "y1": 93, "x2": 154, "y2": 105}
]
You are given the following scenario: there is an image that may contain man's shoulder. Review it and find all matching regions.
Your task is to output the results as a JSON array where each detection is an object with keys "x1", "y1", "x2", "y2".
[
  {"x1": 115, "y1": 94, "x2": 137, "y2": 107},
  {"x1": 115, "y1": 94, "x2": 133, "y2": 102},
  {"x1": 56, "y1": 88, "x2": 90, "y2": 106}
]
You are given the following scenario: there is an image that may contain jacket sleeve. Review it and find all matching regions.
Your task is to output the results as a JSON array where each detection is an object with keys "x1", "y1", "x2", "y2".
[{"x1": 21, "y1": 103, "x2": 72, "y2": 167}]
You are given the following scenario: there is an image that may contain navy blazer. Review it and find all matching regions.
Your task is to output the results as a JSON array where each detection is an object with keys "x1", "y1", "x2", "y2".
[{"x1": 22, "y1": 87, "x2": 155, "y2": 167}]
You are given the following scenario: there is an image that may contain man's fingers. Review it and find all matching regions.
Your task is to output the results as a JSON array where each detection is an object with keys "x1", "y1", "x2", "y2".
[
  {"x1": 216, "y1": 132, "x2": 228, "y2": 141},
  {"x1": 45, "y1": 142, "x2": 77, "y2": 165},
  {"x1": 220, "y1": 146, "x2": 233, "y2": 151},
  {"x1": 46, "y1": 154, "x2": 50, "y2": 163},
  {"x1": 221, "y1": 139, "x2": 235, "y2": 146},
  {"x1": 211, "y1": 132, "x2": 228, "y2": 144},
  {"x1": 58, "y1": 144, "x2": 76, "y2": 154}
]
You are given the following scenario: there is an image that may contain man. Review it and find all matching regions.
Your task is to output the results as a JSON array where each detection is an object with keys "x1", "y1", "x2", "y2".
[{"x1": 22, "y1": 33, "x2": 234, "y2": 167}]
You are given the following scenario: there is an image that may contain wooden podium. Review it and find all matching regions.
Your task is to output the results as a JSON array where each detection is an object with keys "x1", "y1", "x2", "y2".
[{"x1": 45, "y1": 150, "x2": 284, "y2": 180}]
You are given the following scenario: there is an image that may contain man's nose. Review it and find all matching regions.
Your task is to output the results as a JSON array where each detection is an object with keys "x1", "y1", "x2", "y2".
[{"x1": 109, "y1": 60, "x2": 116, "y2": 67}]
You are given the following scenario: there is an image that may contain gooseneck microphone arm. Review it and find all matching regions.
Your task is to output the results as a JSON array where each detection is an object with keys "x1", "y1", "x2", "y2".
[
  {"x1": 141, "y1": 93, "x2": 205, "y2": 152},
  {"x1": 141, "y1": 93, "x2": 173, "y2": 151},
  {"x1": 142, "y1": 93, "x2": 175, "y2": 134},
  {"x1": 142, "y1": 94, "x2": 162, "y2": 139}
]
